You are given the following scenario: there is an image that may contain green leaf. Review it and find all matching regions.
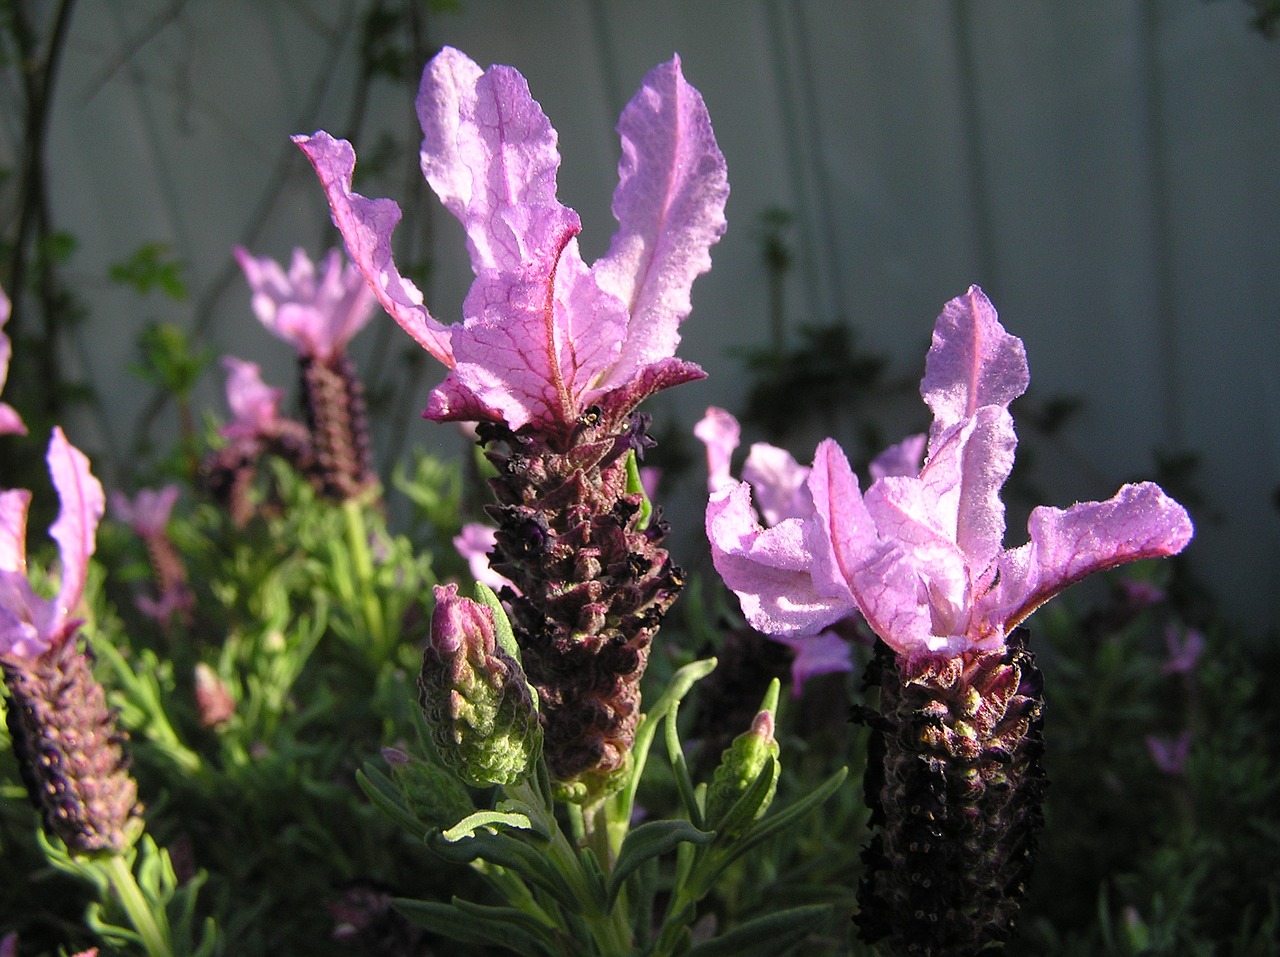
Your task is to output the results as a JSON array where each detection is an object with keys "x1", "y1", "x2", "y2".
[
  {"x1": 625, "y1": 449, "x2": 653, "y2": 530},
  {"x1": 425, "y1": 830, "x2": 581, "y2": 912},
  {"x1": 710, "y1": 756, "x2": 777, "y2": 841},
  {"x1": 682, "y1": 904, "x2": 832, "y2": 957},
  {"x1": 665, "y1": 703, "x2": 704, "y2": 828},
  {"x1": 442, "y1": 809, "x2": 534, "y2": 842},
  {"x1": 607, "y1": 820, "x2": 715, "y2": 908},
  {"x1": 356, "y1": 766, "x2": 429, "y2": 838},
  {"x1": 394, "y1": 898, "x2": 551, "y2": 956}
]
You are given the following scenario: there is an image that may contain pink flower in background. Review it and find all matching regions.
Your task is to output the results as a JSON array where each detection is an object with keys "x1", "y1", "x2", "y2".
[
  {"x1": 0, "y1": 286, "x2": 26, "y2": 437},
  {"x1": 694, "y1": 407, "x2": 740, "y2": 494},
  {"x1": 219, "y1": 357, "x2": 286, "y2": 441},
  {"x1": 234, "y1": 247, "x2": 378, "y2": 363},
  {"x1": 708, "y1": 286, "x2": 1194, "y2": 659},
  {"x1": 0, "y1": 429, "x2": 104, "y2": 661},
  {"x1": 112, "y1": 484, "x2": 180, "y2": 539},
  {"x1": 296, "y1": 45, "x2": 728, "y2": 436},
  {"x1": 771, "y1": 630, "x2": 853, "y2": 697},
  {"x1": 1146, "y1": 731, "x2": 1191, "y2": 775},
  {"x1": 453, "y1": 522, "x2": 512, "y2": 592},
  {"x1": 1161, "y1": 625, "x2": 1205, "y2": 675}
]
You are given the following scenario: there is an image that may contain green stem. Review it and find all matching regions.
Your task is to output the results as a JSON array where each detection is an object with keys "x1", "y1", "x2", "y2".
[
  {"x1": 342, "y1": 499, "x2": 386, "y2": 653},
  {"x1": 104, "y1": 852, "x2": 173, "y2": 957}
]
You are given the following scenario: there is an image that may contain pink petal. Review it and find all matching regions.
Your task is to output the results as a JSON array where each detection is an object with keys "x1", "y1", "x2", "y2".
[
  {"x1": 418, "y1": 48, "x2": 567, "y2": 275},
  {"x1": 453, "y1": 522, "x2": 513, "y2": 593},
  {"x1": 594, "y1": 56, "x2": 729, "y2": 387},
  {"x1": 112, "y1": 484, "x2": 180, "y2": 538},
  {"x1": 923, "y1": 407, "x2": 1016, "y2": 569},
  {"x1": 1145, "y1": 732, "x2": 1191, "y2": 775},
  {"x1": 806, "y1": 439, "x2": 878, "y2": 604},
  {"x1": 0, "y1": 286, "x2": 25, "y2": 437},
  {"x1": 868, "y1": 433, "x2": 925, "y2": 480},
  {"x1": 1162, "y1": 626, "x2": 1204, "y2": 675},
  {"x1": 220, "y1": 357, "x2": 283, "y2": 439},
  {"x1": 294, "y1": 132, "x2": 453, "y2": 365},
  {"x1": 694, "y1": 406, "x2": 740, "y2": 494},
  {"x1": 990, "y1": 482, "x2": 1194, "y2": 634},
  {"x1": 921, "y1": 286, "x2": 1028, "y2": 440},
  {"x1": 707, "y1": 482, "x2": 856, "y2": 637},
  {"x1": 0, "y1": 488, "x2": 31, "y2": 575},
  {"x1": 47, "y1": 428, "x2": 104, "y2": 643},
  {"x1": 742, "y1": 443, "x2": 811, "y2": 526},
  {"x1": 235, "y1": 246, "x2": 378, "y2": 362}
]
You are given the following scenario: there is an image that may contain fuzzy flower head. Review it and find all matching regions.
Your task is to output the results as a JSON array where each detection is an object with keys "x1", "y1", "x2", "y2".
[
  {"x1": 0, "y1": 286, "x2": 26, "y2": 436},
  {"x1": 0, "y1": 429, "x2": 104, "y2": 661},
  {"x1": 296, "y1": 46, "x2": 728, "y2": 437},
  {"x1": 708, "y1": 287, "x2": 1194, "y2": 659},
  {"x1": 234, "y1": 246, "x2": 378, "y2": 363}
]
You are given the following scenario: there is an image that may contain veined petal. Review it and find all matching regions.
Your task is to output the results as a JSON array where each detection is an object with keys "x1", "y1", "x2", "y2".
[
  {"x1": 846, "y1": 542, "x2": 952, "y2": 657},
  {"x1": 989, "y1": 482, "x2": 1193, "y2": 634},
  {"x1": 594, "y1": 55, "x2": 729, "y2": 387},
  {"x1": 694, "y1": 406, "x2": 741, "y2": 494},
  {"x1": 47, "y1": 428, "x2": 104, "y2": 642},
  {"x1": 806, "y1": 439, "x2": 877, "y2": 601},
  {"x1": 707, "y1": 482, "x2": 856, "y2": 636},
  {"x1": 437, "y1": 223, "x2": 627, "y2": 430},
  {"x1": 294, "y1": 132, "x2": 453, "y2": 365},
  {"x1": 922, "y1": 286, "x2": 1028, "y2": 442},
  {"x1": 418, "y1": 48, "x2": 566, "y2": 274}
]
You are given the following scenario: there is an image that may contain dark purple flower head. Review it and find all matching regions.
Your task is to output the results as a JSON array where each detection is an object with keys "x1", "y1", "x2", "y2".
[
  {"x1": 296, "y1": 47, "x2": 728, "y2": 437},
  {"x1": 708, "y1": 287, "x2": 1194, "y2": 660}
]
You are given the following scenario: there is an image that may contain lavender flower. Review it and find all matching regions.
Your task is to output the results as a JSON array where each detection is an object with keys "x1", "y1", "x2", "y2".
[
  {"x1": 706, "y1": 287, "x2": 1193, "y2": 954},
  {"x1": 111, "y1": 485, "x2": 193, "y2": 626},
  {"x1": 236, "y1": 246, "x2": 378, "y2": 499},
  {"x1": 298, "y1": 47, "x2": 728, "y2": 795},
  {"x1": 0, "y1": 287, "x2": 25, "y2": 436},
  {"x1": 1, "y1": 429, "x2": 139, "y2": 854}
]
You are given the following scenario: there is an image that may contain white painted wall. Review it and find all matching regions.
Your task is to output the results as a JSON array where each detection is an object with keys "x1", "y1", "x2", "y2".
[{"x1": 6, "y1": 0, "x2": 1279, "y2": 629}]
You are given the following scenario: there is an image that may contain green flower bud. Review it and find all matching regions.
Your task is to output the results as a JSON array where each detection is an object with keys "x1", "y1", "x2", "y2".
[
  {"x1": 417, "y1": 584, "x2": 541, "y2": 787},
  {"x1": 705, "y1": 680, "x2": 781, "y2": 836}
]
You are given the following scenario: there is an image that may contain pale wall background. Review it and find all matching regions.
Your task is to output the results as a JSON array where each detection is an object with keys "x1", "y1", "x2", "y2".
[{"x1": 4, "y1": 1, "x2": 1279, "y2": 629}]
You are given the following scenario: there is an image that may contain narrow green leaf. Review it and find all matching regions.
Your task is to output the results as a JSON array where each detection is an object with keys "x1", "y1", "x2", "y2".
[
  {"x1": 665, "y1": 704, "x2": 704, "y2": 828},
  {"x1": 682, "y1": 904, "x2": 832, "y2": 957},
  {"x1": 425, "y1": 830, "x2": 581, "y2": 912},
  {"x1": 711, "y1": 756, "x2": 776, "y2": 841},
  {"x1": 394, "y1": 898, "x2": 548, "y2": 956},
  {"x1": 624, "y1": 449, "x2": 653, "y2": 530},
  {"x1": 356, "y1": 766, "x2": 428, "y2": 838},
  {"x1": 607, "y1": 820, "x2": 715, "y2": 908}
]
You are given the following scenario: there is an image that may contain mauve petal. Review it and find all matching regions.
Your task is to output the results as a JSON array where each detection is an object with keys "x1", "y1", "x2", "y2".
[
  {"x1": 47, "y1": 428, "x2": 104, "y2": 642},
  {"x1": 846, "y1": 542, "x2": 950, "y2": 656},
  {"x1": 921, "y1": 286, "x2": 1028, "y2": 441},
  {"x1": 804, "y1": 439, "x2": 876, "y2": 603},
  {"x1": 589, "y1": 357, "x2": 705, "y2": 426},
  {"x1": 418, "y1": 49, "x2": 565, "y2": 275},
  {"x1": 220, "y1": 357, "x2": 283, "y2": 439},
  {"x1": 113, "y1": 485, "x2": 179, "y2": 538},
  {"x1": 707, "y1": 483, "x2": 856, "y2": 636},
  {"x1": 453, "y1": 523, "x2": 513, "y2": 593},
  {"x1": 594, "y1": 56, "x2": 729, "y2": 386},
  {"x1": 868, "y1": 433, "x2": 926, "y2": 480},
  {"x1": 694, "y1": 406, "x2": 740, "y2": 494},
  {"x1": 294, "y1": 132, "x2": 453, "y2": 365},
  {"x1": 0, "y1": 287, "x2": 23, "y2": 437},
  {"x1": 989, "y1": 482, "x2": 1193, "y2": 634},
  {"x1": 0, "y1": 489, "x2": 31, "y2": 575},
  {"x1": 0, "y1": 406, "x2": 23, "y2": 437},
  {"x1": 742, "y1": 443, "x2": 811, "y2": 526}
]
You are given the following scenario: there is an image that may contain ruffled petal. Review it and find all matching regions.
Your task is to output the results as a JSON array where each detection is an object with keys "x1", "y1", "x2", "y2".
[
  {"x1": 47, "y1": 428, "x2": 104, "y2": 642},
  {"x1": 418, "y1": 48, "x2": 566, "y2": 275},
  {"x1": 294, "y1": 131, "x2": 453, "y2": 365},
  {"x1": 868, "y1": 433, "x2": 925, "y2": 480},
  {"x1": 921, "y1": 286, "x2": 1028, "y2": 441},
  {"x1": 593, "y1": 55, "x2": 728, "y2": 387},
  {"x1": 742, "y1": 443, "x2": 811, "y2": 526},
  {"x1": 988, "y1": 482, "x2": 1194, "y2": 634},
  {"x1": 694, "y1": 406, "x2": 740, "y2": 494},
  {"x1": 707, "y1": 482, "x2": 856, "y2": 637}
]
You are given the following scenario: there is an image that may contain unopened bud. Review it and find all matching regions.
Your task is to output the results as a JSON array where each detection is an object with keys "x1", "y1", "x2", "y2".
[
  {"x1": 417, "y1": 584, "x2": 541, "y2": 787},
  {"x1": 194, "y1": 663, "x2": 235, "y2": 728},
  {"x1": 705, "y1": 680, "x2": 781, "y2": 836}
]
